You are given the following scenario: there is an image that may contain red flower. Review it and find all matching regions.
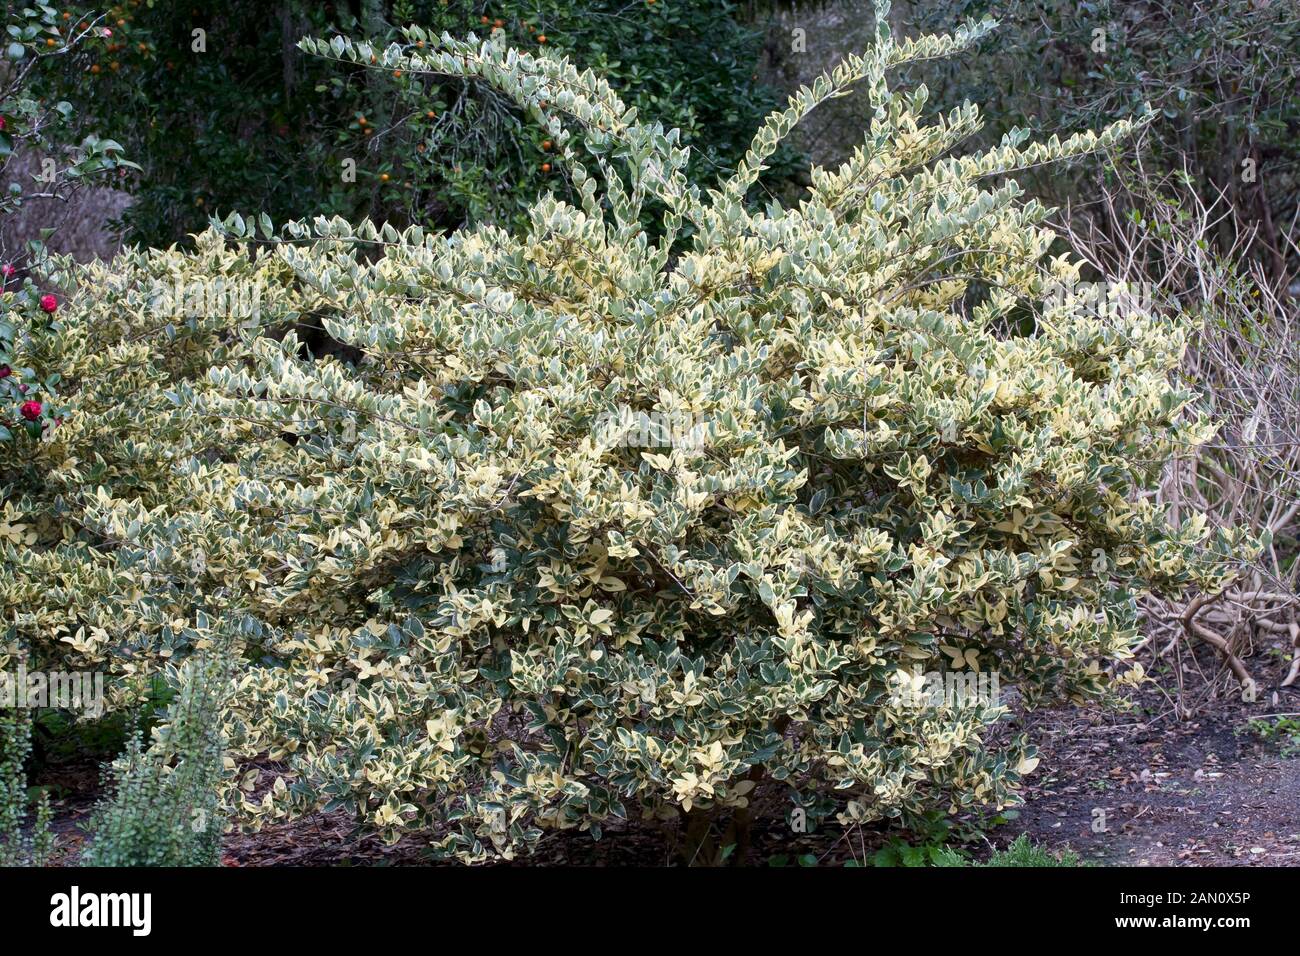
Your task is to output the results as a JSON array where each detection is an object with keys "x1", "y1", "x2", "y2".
[
  {"x1": 0, "y1": 365, "x2": 10, "y2": 379},
  {"x1": 20, "y1": 400, "x2": 42, "y2": 421},
  {"x1": 0, "y1": 117, "x2": 6, "y2": 132},
  {"x1": 39, "y1": 294, "x2": 58, "y2": 314},
  {"x1": 0, "y1": 264, "x2": 14, "y2": 279}
]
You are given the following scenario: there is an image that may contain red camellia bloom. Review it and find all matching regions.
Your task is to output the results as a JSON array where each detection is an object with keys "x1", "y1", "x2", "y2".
[
  {"x1": 0, "y1": 365, "x2": 10, "y2": 378},
  {"x1": 20, "y1": 400, "x2": 42, "y2": 421},
  {"x1": 39, "y1": 293, "x2": 58, "y2": 313}
]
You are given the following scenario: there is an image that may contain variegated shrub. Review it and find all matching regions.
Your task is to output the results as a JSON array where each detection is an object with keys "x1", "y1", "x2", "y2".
[{"x1": 1, "y1": 4, "x2": 1246, "y2": 861}]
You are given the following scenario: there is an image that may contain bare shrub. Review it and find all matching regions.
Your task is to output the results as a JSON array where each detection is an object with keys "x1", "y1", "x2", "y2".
[{"x1": 1061, "y1": 162, "x2": 1300, "y2": 708}]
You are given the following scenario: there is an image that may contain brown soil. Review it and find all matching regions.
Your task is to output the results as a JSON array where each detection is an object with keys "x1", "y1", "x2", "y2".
[{"x1": 993, "y1": 680, "x2": 1300, "y2": 866}]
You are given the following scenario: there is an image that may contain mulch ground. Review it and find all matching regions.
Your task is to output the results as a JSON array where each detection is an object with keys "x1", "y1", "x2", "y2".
[{"x1": 994, "y1": 672, "x2": 1300, "y2": 866}]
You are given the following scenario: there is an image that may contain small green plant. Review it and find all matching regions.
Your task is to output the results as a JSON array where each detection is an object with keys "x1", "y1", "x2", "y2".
[
  {"x1": 81, "y1": 640, "x2": 233, "y2": 867},
  {"x1": 867, "y1": 811, "x2": 959, "y2": 866},
  {"x1": 932, "y1": 834, "x2": 1082, "y2": 868},
  {"x1": 0, "y1": 706, "x2": 55, "y2": 867},
  {"x1": 872, "y1": 838, "x2": 953, "y2": 867},
  {"x1": 1242, "y1": 716, "x2": 1300, "y2": 757}
]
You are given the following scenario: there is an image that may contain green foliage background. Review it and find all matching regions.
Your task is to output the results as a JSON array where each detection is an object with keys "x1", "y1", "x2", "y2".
[{"x1": 52, "y1": 0, "x2": 802, "y2": 245}]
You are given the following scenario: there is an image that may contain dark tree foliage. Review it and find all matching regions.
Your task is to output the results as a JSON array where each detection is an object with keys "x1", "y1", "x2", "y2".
[{"x1": 50, "y1": 0, "x2": 803, "y2": 245}]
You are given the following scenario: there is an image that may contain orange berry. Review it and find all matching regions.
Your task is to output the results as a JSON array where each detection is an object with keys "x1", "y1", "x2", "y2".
[
  {"x1": 358, "y1": 115, "x2": 367, "y2": 125},
  {"x1": 540, "y1": 162, "x2": 551, "y2": 173},
  {"x1": 480, "y1": 16, "x2": 489, "y2": 24},
  {"x1": 541, "y1": 139, "x2": 552, "y2": 150},
  {"x1": 90, "y1": 63, "x2": 101, "y2": 73},
  {"x1": 393, "y1": 69, "x2": 402, "y2": 77},
  {"x1": 380, "y1": 173, "x2": 390, "y2": 182},
  {"x1": 494, "y1": 19, "x2": 504, "y2": 27},
  {"x1": 46, "y1": 38, "x2": 56, "y2": 47},
  {"x1": 425, "y1": 110, "x2": 436, "y2": 119},
  {"x1": 537, "y1": 34, "x2": 547, "y2": 43},
  {"x1": 109, "y1": 60, "x2": 120, "y2": 70}
]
